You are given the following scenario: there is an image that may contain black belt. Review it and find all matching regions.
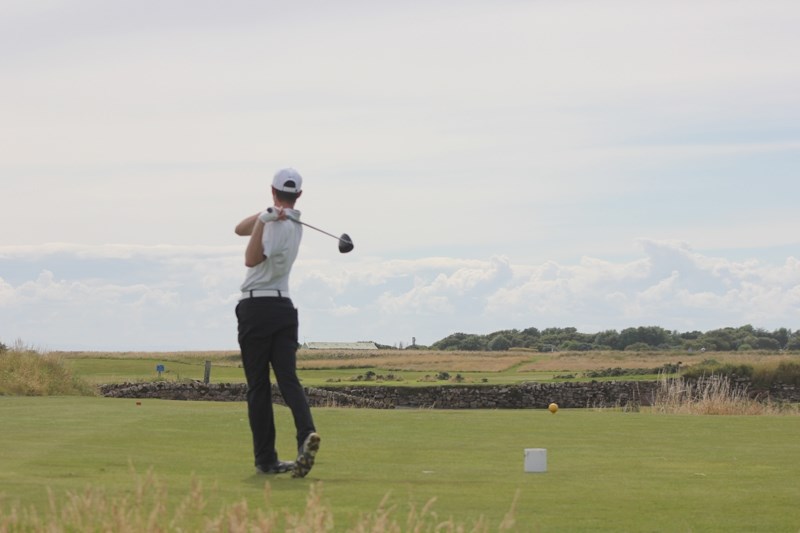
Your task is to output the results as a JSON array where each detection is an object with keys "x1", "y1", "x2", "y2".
[{"x1": 240, "y1": 289, "x2": 289, "y2": 300}]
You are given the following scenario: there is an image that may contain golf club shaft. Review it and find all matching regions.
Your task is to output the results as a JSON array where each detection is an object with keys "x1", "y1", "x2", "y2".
[{"x1": 289, "y1": 218, "x2": 345, "y2": 242}]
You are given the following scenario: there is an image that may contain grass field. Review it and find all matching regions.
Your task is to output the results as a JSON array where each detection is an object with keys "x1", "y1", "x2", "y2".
[
  {"x1": 1, "y1": 396, "x2": 799, "y2": 531},
  {"x1": 53, "y1": 349, "x2": 660, "y2": 386},
  {"x1": 3, "y1": 349, "x2": 799, "y2": 530},
  {"x1": 59, "y1": 348, "x2": 797, "y2": 388}
]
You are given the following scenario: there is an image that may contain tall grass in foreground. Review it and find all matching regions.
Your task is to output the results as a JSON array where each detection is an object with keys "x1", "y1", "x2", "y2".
[
  {"x1": 653, "y1": 374, "x2": 798, "y2": 415},
  {"x1": 0, "y1": 469, "x2": 517, "y2": 533},
  {"x1": 0, "y1": 342, "x2": 95, "y2": 396}
]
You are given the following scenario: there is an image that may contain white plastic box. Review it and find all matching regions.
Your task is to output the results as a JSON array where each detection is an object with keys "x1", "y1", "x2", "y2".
[{"x1": 524, "y1": 448, "x2": 547, "y2": 472}]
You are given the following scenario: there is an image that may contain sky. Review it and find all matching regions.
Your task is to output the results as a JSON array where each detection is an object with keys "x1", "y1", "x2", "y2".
[{"x1": 1, "y1": 0, "x2": 799, "y2": 351}]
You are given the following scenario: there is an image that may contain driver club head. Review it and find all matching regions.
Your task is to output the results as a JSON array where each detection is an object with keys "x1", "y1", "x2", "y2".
[
  {"x1": 338, "y1": 234, "x2": 354, "y2": 254},
  {"x1": 287, "y1": 216, "x2": 353, "y2": 254}
]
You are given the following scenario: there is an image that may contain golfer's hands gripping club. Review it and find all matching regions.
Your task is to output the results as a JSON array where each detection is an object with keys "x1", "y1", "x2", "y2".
[{"x1": 258, "y1": 207, "x2": 286, "y2": 224}]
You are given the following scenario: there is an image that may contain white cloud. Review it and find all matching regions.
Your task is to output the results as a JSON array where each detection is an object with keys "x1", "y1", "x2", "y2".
[{"x1": 2, "y1": 241, "x2": 797, "y2": 350}]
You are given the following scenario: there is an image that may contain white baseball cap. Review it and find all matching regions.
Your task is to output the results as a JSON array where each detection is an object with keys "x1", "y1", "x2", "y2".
[{"x1": 272, "y1": 168, "x2": 303, "y2": 193}]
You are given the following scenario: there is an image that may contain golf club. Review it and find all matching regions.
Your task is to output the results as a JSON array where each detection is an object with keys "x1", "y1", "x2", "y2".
[{"x1": 289, "y1": 216, "x2": 354, "y2": 253}]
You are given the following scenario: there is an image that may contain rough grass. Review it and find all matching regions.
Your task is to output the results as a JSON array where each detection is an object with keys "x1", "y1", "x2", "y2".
[
  {"x1": 753, "y1": 360, "x2": 800, "y2": 387},
  {"x1": 682, "y1": 357, "x2": 800, "y2": 388},
  {"x1": 0, "y1": 348, "x2": 95, "y2": 397},
  {"x1": 0, "y1": 470, "x2": 515, "y2": 532},
  {"x1": 516, "y1": 350, "x2": 793, "y2": 373},
  {"x1": 297, "y1": 352, "x2": 530, "y2": 372},
  {"x1": 55, "y1": 350, "x2": 242, "y2": 364},
  {"x1": 653, "y1": 374, "x2": 799, "y2": 416}
]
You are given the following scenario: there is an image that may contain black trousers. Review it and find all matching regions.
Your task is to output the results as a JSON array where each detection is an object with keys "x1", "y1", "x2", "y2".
[{"x1": 236, "y1": 297, "x2": 315, "y2": 467}]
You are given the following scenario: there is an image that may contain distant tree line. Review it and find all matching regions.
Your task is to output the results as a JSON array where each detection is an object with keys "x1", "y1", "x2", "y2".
[{"x1": 429, "y1": 325, "x2": 800, "y2": 352}]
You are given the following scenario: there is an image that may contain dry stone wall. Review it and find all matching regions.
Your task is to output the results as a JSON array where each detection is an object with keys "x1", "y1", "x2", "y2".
[
  {"x1": 99, "y1": 381, "x2": 393, "y2": 408},
  {"x1": 99, "y1": 381, "x2": 658, "y2": 408},
  {"x1": 100, "y1": 379, "x2": 799, "y2": 408},
  {"x1": 325, "y1": 382, "x2": 657, "y2": 409}
]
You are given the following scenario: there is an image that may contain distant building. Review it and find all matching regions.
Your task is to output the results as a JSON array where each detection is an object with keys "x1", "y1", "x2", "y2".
[{"x1": 302, "y1": 341, "x2": 379, "y2": 350}]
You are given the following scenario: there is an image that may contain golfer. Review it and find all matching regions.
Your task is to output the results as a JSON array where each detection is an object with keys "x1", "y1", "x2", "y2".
[{"x1": 234, "y1": 168, "x2": 320, "y2": 477}]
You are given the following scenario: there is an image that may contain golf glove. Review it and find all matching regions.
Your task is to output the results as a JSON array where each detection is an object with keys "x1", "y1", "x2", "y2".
[{"x1": 258, "y1": 207, "x2": 281, "y2": 224}]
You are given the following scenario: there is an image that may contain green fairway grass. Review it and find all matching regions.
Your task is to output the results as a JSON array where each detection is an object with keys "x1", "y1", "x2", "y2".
[
  {"x1": 1, "y1": 396, "x2": 798, "y2": 531},
  {"x1": 64, "y1": 357, "x2": 247, "y2": 384},
  {"x1": 64, "y1": 356, "x2": 666, "y2": 387}
]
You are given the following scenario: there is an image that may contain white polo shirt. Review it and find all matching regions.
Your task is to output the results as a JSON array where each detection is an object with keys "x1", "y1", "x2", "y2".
[{"x1": 240, "y1": 208, "x2": 303, "y2": 293}]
